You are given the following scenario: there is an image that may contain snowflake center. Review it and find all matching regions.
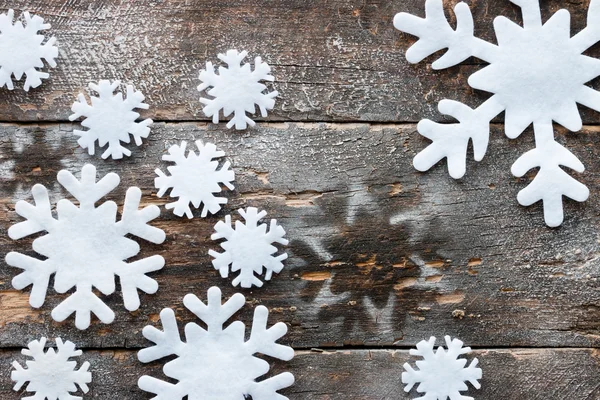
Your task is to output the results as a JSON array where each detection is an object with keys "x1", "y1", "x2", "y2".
[
  {"x1": 174, "y1": 157, "x2": 221, "y2": 197},
  {"x1": 88, "y1": 97, "x2": 137, "y2": 143},
  {"x1": 227, "y1": 225, "x2": 271, "y2": 265},
  {"x1": 27, "y1": 351, "x2": 77, "y2": 395},
  {"x1": 44, "y1": 204, "x2": 126, "y2": 288},
  {"x1": 175, "y1": 339, "x2": 255, "y2": 398},
  {"x1": 0, "y1": 26, "x2": 44, "y2": 74}
]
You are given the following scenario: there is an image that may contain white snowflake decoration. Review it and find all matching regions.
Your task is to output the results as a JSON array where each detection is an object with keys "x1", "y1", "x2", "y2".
[
  {"x1": 155, "y1": 140, "x2": 235, "y2": 218},
  {"x1": 209, "y1": 207, "x2": 288, "y2": 288},
  {"x1": 12, "y1": 337, "x2": 91, "y2": 400},
  {"x1": 138, "y1": 286, "x2": 295, "y2": 399},
  {"x1": 394, "y1": 0, "x2": 600, "y2": 227},
  {"x1": 69, "y1": 80, "x2": 153, "y2": 160},
  {"x1": 0, "y1": 9, "x2": 58, "y2": 91},
  {"x1": 403, "y1": 336, "x2": 482, "y2": 400},
  {"x1": 198, "y1": 49, "x2": 278, "y2": 130},
  {"x1": 5, "y1": 164, "x2": 166, "y2": 330}
]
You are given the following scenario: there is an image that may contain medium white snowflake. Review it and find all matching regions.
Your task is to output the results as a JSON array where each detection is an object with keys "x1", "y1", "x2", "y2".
[
  {"x1": 138, "y1": 286, "x2": 295, "y2": 400},
  {"x1": 209, "y1": 207, "x2": 288, "y2": 288},
  {"x1": 0, "y1": 9, "x2": 58, "y2": 91},
  {"x1": 5, "y1": 164, "x2": 166, "y2": 330},
  {"x1": 198, "y1": 49, "x2": 278, "y2": 130},
  {"x1": 69, "y1": 80, "x2": 153, "y2": 160},
  {"x1": 403, "y1": 336, "x2": 482, "y2": 400},
  {"x1": 394, "y1": 0, "x2": 600, "y2": 227},
  {"x1": 12, "y1": 337, "x2": 91, "y2": 400},
  {"x1": 155, "y1": 140, "x2": 235, "y2": 218}
]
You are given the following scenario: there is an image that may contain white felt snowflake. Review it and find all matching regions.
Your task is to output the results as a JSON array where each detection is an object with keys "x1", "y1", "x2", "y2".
[
  {"x1": 0, "y1": 9, "x2": 58, "y2": 91},
  {"x1": 69, "y1": 80, "x2": 153, "y2": 160},
  {"x1": 394, "y1": 0, "x2": 600, "y2": 227},
  {"x1": 138, "y1": 286, "x2": 295, "y2": 400},
  {"x1": 5, "y1": 164, "x2": 166, "y2": 330},
  {"x1": 12, "y1": 337, "x2": 91, "y2": 400},
  {"x1": 209, "y1": 207, "x2": 288, "y2": 288},
  {"x1": 155, "y1": 140, "x2": 235, "y2": 218},
  {"x1": 403, "y1": 336, "x2": 482, "y2": 400},
  {"x1": 198, "y1": 49, "x2": 278, "y2": 130}
]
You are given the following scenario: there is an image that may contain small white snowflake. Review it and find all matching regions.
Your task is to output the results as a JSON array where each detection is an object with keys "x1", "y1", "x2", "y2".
[
  {"x1": 198, "y1": 49, "x2": 278, "y2": 130},
  {"x1": 209, "y1": 207, "x2": 288, "y2": 288},
  {"x1": 0, "y1": 10, "x2": 58, "y2": 91},
  {"x1": 12, "y1": 337, "x2": 91, "y2": 400},
  {"x1": 138, "y1": 286, "x2": 295, "y2": 400},
  {"x1": 5, "y1": 164, "x2": 166, "y2": 330},
  {"x1": 155, "y1": 140, "x2": 235, "y2": 218},
  {"x1": 403, "y1": 336, "x2": 482, "y2": 400},
  {"x1": 394, "y1": 0, "x2": 600, "y2": 226},
  {"x1": 69, "y1": 80, "x2": 153, "y2": 160}
]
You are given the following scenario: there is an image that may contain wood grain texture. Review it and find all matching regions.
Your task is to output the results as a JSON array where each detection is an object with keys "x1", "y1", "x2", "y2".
[
  {"x1": 0, "y1": 0, "x2": 599, "y2": 122},
  {"x1": 1, "y1": 347, "x2": 599, "y2": 399},
  {"x1": 0, "y1": 0, "x2": 599, "y2": 398},
  {"x1": 0, "y1": 122, "x2": 598, "y2": 351}
]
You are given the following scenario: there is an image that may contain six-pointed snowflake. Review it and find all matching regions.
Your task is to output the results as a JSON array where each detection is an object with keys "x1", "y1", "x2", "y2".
[
  {"x1": 12, "y1": 337, "x2": 91, "y2": 400},
  {"x1": 403, "y1": 336, "x2": 482, "y2": 400},
  {"x1": 5, "y1": 164, "x2": 166, "y2": 329},
  {"x1": 155, "y1": 140, "x2": 235, "y2": 218},
  {"x1": 0, "y1": 9, "x2": 58, "y2": 91},
  {"x1": 198, "y1": 49, "x2": 279, "y2": 130},
  {"x1": 138, "y1": 286, "x2": 295, "y2": 400},
  {"x1": 69, "y1": 80, "x2": 153, "y2": 159},
  {"x1": 209, "y1": 207, "x2": 288, "y2": 288},
  {"x1": 394, "y1": 0, "x2": 600, "y2": 227}
]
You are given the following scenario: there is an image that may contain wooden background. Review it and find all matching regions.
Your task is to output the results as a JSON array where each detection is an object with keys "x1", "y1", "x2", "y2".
[{"x1": 0, "y1": 0, "x2": 599, "y2": 398}]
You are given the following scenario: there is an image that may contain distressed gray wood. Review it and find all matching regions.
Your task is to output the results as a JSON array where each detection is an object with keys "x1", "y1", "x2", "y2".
[
  {"x1": 1, "y1": 347, "x2": 598, "y2": 399},
  {"x1": 0, "y1": 122, "x2": 598, "y2": 350},
  {"x1": 0, "y1": 0, "x2": 599, "y2": 123}
]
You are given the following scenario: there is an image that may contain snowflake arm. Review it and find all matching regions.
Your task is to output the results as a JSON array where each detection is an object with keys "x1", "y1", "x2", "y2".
[
  {"x1": 69, "y1": 80, "x2": 153, "y2": 159},
  {"x1": 572, "y1": 0, "x2": 600, "y2": 52},
  {"x1": 155, "y1": 140, "x2": 235, "y2": 218},
  {"x1": 511, "y1": 122, "x2": 589, "y2": 227},
  {"x1": 403, "y1": 336, "x2": 481, "y2": 400},
  {"x1": 11, "y1": 338, "x2": 91, "y2": 400},
  {"x1": 198, "y1": 50, "x2": 279, "y2": 130},
  {"x1": 138, "y1": 287, "x2": 294, "y2": 399},
  {"x1": 414, "y1": 97, "x2": 505, "y2": 179},
  {"x1": 0, "y1": 10, "x2": 58, "y2": 91},
  {"x1": 117, "y1": 186, "x2": 166, "y2": 243},
  {"x1": 209, "y1": 208, "x2": 289, "y2": 288},
  {"x1": 393, "y1": 0, "x2": 497, "y2": 69},
  {"x1": 138, "y1": 308, "x2": 186, "y2": 363}
]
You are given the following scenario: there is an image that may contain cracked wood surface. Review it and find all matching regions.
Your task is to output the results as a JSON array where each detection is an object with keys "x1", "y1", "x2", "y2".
[
  {"x1": 0, "y1": 0, "x2": 599, "y2": 123},
  {"x1": 1, "y1": 348, "x2": 599, "y2": 399},
  {"x1": 0, "y1": 122, "x2": 599, "y2": 398},
  {"x1": 0, "y1": 0, "x2": 599, "y2": 398}
]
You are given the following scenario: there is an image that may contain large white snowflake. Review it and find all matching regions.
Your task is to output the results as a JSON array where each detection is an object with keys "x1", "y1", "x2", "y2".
[
  {"x1": 0, "y1": 9, "x2": 58, "y2": 91},
  {"x1": 5, "y1": 164, "x2": 166, "y2": 330},
  {"x1": 138, "y1": 286, "x2": 295, "y2": 400},
  {"x1": 209, "y1": 207, "x2": 288, "y2": 288},
  {"x1": 155, "y1": 140, "x2": 235, "y2": 218},
  {"x1": 394, "y1": 0, "x2": 600, "y2": 227},
  {"x1": 198, "y1": 49, "x2": 279, "y2": 130},
  {"x1": 403, "y1": 336, "x2": 482, "y2": 400},
  {"x1": 69, "y1": 80, "x2": 153, "y2": 160},
  {"x1": 12, "y1": 337, "x2": 91, "y2": 400}
]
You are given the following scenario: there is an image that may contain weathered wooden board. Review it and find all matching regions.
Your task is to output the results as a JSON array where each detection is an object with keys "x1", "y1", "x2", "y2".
[
  {"x1": 0, "y1": 0, "x2": 599, "y2": 123},
  {"x1": 1, "y1": 348, "x2": 598, "y2": 399},
  {"x1": 0, "y1": 122, "x2": 598, "y2": 350}
]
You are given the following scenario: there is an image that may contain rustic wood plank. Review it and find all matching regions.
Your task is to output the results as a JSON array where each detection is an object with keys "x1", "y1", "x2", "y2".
[
  {"x1": 1, "y1": 347, "x2": 598, "y2": 399},
  {"x1": 0, "y1": 122, "x2": 598, "y2": 349},
  {"x1": 0, "y1": 0, "x2": 599, "y2": 122}
]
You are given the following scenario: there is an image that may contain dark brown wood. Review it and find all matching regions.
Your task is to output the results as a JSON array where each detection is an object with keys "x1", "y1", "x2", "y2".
[
  {"x1": 0, "y1": 0, "x2": 599, "y2": 398},
  {"x1": 0, "y1": 0, "x2": 599, "y2": 123},
  {"x1": 1, "y1": 347, "x2": 598, "y2": 399},
  {"x1": 0, "y1": 122, "x2": 598, "y2": 351}
]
